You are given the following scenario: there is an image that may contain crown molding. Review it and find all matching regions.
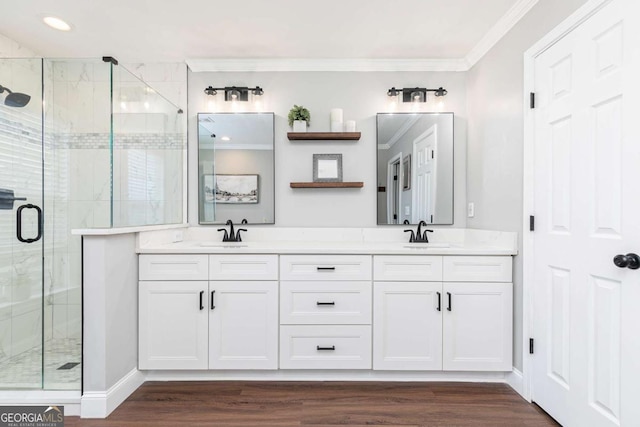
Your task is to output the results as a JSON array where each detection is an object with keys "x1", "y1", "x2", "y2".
[
  {"x1": 383, "y1": 115, "x2": 421, "y2": 149},
  {"x1": 186, "y1": 58, "x2": 469, "y2": 73},
  {"x1": 464, "y1": 0, "x2": 539, "y2": 69}
]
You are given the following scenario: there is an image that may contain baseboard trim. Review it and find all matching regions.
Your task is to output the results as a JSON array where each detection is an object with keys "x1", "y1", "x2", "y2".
[
  {"x1": 145, "y1": 370, "x2": 509, "y2": 383},
  {"x1": 0, "y1": 390, "x2": 81, "y2": 416},
  {"x1": 80, "y1": 369, "x2": 145, "y2": 418},
  {"x1": 506, "y1": 368, "x2": 525, "y2": 398}
]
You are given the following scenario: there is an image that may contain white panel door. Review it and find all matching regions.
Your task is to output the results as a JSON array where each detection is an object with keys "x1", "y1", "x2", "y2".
[
  {"x1": 442, "y1": 282, "x2": 513, "y2": 371},
  {"x1": 139, "y1": 281, "x2": 209, "y2": 370},
  {"x1": 532, "y1": 1, "x2": 640, "y2": 425},
  {"x1": 373, "y1": 282, "x2": 443, "y2": 370},
  {"x1": 412, "y1": 125, "x2": 437, "y2": 223},
  {"x1": 209, "y1": 281, "x2": 278, "y2": 370}
]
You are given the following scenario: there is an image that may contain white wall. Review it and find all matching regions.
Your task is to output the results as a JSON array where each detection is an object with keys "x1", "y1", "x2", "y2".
[
  {"x1": 187, "y1": 71, "x2": 468, "y2": 228},
  {"x1": 466, "y1": 0, "x2": 589, "y2": 371},
  {"x1": 82, "y1": 234, "x2": 138, "y2": 392}
]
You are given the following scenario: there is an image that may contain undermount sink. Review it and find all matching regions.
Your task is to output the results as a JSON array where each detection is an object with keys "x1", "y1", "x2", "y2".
[
  {"x1": 199, "y1": 242, "x2": 248, "y2": 248},
  {"x1": 403, "y1": 243, "x2": 451, "y2": 249}
]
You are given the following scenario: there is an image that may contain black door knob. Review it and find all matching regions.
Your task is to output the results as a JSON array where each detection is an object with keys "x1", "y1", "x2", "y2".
[{"x1": 613, "y1": 253, "x2": 640, "y2": 270}]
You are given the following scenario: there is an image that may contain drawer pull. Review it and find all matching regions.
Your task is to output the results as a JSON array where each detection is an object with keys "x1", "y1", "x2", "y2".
[
  {"x1": 317, "y1": 345, "x2": 336, "y2": 351},
  {"x1": 437, "y1": 292, "x2": 441, "y2": 312},
  {"x1": 317, "y1": 266, "x2": 336, "y2": 271},
  {"x1": 447, "y1": 292, "x2": 452, "y2": 312},
  {"x1": 199, "y1": 290, "x2": 204, "y2": 310},
  {"x1": 211, "y1": 290, "x2": 216, "y2": 310},
  {"x1": 316, "y1": 301, "x2": 336, "y2": 306}
]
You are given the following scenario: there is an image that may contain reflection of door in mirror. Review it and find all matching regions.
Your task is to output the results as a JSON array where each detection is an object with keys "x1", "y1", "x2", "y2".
[
  {"x1": 386, "y1": 153, "x2": 402, "y2": 224},
  {"x1": 198, "y1": 113, "x2": 275, "y2": 224},
  {"x1": 412, "y1": 125, "x2": 437, "y2": 224},
  {"x1": 377, "y1": 113, "x2": 453, "y2": 225}
]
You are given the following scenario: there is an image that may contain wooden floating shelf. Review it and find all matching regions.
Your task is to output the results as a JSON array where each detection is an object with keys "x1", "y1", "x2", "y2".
[
  {"x1": 290, "y1": 182, "x2": 364, "y2": 189},
  {"x1": 287, "y1": 132, "x2": 361, "y2": 141}
]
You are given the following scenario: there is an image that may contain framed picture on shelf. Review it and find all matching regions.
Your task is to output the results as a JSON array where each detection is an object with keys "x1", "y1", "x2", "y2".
[
  {"x1": 313, "y1": 154, "x2": 343, "y2": 183},
  {"x1": 402, "y1": 154, "x2": 411, "y2": 191},
  {"x1": 204, "y1": 174, "x2": 259, "y2": 204}
]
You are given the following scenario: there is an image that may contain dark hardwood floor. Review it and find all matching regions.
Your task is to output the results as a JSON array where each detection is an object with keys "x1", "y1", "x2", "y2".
[{"x1": 66, "y1": 381, "x2": 559, "y2": 426}]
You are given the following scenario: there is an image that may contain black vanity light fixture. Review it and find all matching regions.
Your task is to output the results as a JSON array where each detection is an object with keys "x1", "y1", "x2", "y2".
[
  {"x1": 387, "y1": 86, "x2": 448, "y2": 103},
  {"x1": 204, "y1": 85, "x2": 264, "y2": 102}
]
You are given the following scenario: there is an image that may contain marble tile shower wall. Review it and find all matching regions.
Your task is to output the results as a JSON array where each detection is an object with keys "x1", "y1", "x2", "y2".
[
  {"x1": 0, "y1": 108, "x2": 44, "y2": 363},
  {"x1": 0, "y1": 58, "x2": 44, "y2": 364}
]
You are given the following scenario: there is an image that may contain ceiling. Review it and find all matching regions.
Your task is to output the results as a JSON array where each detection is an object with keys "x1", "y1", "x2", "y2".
[{"x1": 0, "y1": 0, "x2": 526, "y2": 65}]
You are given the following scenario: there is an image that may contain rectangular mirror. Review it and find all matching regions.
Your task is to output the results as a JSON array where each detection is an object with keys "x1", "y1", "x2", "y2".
[
  {"x1": 377, "y1": 113, "x2": 454, "y2": 225},
  {"x1": 198, "y1": 112, "x2": 275, "y2": 224}
]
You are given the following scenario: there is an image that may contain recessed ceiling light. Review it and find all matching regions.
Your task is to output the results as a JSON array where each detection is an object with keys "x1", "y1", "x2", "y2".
[
  {"x1": 220, "y1": 136, "x2": 231, "y2": 141},
  {"x1": 43, "y1": 16, "x2": 72, "y2": 31}
]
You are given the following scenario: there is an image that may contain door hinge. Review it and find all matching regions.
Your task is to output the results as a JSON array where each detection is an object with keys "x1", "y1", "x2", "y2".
[
  {"x1": 393, "y1": 214, "x2": 397, "y2": 220},
  {"x1": 529, "y1": 215, "x2": 535, "y2": 231},
  {"x1": 393, "y1": 175, "x2": 398, "y2": 181},
  {"x1": 530, "y1": 92, "x2": 536, "y2": 109},
  {"x1": 529, "y1": 338, "x2": 535, "y2": 354}
]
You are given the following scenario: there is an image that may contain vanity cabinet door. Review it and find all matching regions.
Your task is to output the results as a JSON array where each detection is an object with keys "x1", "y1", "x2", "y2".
[
  {"x1": 139, "y1": 281, "x2": 209, "y2": 370},
  {"x1": 442, "y1": 282, "x2": 512, "y2": 371},
  {"x1": 373, "y1": 282, "x2": 443, "y2": 371},
  {"x1": 209, "y1": 281, "x2": 278, "y2": 370}
]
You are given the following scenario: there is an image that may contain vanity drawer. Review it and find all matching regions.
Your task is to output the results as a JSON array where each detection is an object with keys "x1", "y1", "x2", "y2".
[
  {"x1": 139, "y1": 255, "x2": 209, "y2": 281},
  {"x1": 443, "y1": 256, "x2": 512, "y2": 282},
  {"x1": 280, "y1": 255, "x2": 372, "y2": 281},
  {"x1": 209, "y1": 255, "x2": 278, "y2": 280},
  {"x1": 279, "y1": 325, "x2": 371, "y2": 369},
  {"x1": 280, "y1": 281, "x2": 372, "y2": 325},
  {"x1": 373, "y1": 255, "x2": 443, "y2": 282}
]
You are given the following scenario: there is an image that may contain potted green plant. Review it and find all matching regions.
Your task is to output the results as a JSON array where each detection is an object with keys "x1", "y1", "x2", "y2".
[{"x1": 288, "y1": 105, "x2": 310, "y2": 132}]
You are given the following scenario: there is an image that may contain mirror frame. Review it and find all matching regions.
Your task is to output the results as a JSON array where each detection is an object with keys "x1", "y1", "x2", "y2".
[
  {"x1": 375, "y1": 112, "x2": 454, "y2": 226},
  {"x1": 197, "y1": 112, "x2": 276, "y2": 225}
]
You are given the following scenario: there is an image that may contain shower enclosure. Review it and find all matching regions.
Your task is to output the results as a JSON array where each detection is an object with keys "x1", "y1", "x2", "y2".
[{"x1": 0, "y1": 58, "x2": 185, "y2": 391}]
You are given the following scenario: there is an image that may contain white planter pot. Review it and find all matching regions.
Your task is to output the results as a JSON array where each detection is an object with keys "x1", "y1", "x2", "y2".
[{"x1": 293, "y1": 120, "x2": 307, "y2": 132}]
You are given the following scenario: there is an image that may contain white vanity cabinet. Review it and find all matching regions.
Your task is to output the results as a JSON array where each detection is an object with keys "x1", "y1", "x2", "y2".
[
  {"x1": 279, "y1": 255, "x2": 372, "y2": 369},
  {"x1": 373, "y1": 255, "x2": 513, "y2": 372},
  {"x1": 138, "y1": 254, "x2": 278, "y2": 370},
  {"x1": 208, "y1": 255, "x2": 279, "y2": 370},
  {"x1": 139, "y1": 255, "x2": 209, "y2": 370}
]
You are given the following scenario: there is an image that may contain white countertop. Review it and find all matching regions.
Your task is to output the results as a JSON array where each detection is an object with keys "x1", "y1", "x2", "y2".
[{"x1": 136, "y1": 228, "x2": 518, "y2": 256}]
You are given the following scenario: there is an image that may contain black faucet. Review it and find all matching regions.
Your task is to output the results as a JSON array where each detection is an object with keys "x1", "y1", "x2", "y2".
[
  {"x1": 218, "y1": 219, "x2": 247, "y2": 242},
  {"x1": 404, "y1": 220, "x2": 434, "y2": 243}
]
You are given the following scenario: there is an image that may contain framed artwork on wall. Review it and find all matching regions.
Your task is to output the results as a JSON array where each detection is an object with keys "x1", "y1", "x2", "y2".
[
  {"x1": 313, "y1": 154, "x2": 343, "y2": 183},
  {"x1": 204, "y1": 174, "x2": 259, "y2": 204}
]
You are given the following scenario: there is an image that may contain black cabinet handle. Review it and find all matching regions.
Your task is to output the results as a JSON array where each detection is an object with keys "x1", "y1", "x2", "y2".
[
  {"x1": 317, "y1": 301, "x2": 335, "y2": 306},
  {"x1": 199, "y1": 291, "x2": 204, "y2": 310},
  {"x1": 16, "y1": 204, "x2": 42, "y2": 243},
  {"x1": 437, "y1": 292, "x2": 441, "y2": 312},
  {"x1": 317, "y1": 346, "x2": 336, "y2": 351},
  {"x1": 211, "y1": 290, "x2": 216, "y2": 310},
  {"x1": 317, "y1": 267, "x2": 336, "y2": 271},
  {"x1": 447, "y1": 292, "x2": 452, "y2": 311}
]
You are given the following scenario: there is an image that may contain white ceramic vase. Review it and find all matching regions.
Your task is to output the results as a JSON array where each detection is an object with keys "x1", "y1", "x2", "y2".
[{"x1": 293, "y1": 120, "x2": 307, "y2": 132}]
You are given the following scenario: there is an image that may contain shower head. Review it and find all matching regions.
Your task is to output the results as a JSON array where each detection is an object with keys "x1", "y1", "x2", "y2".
[{"x1": 0, "y1": 85, "x2": 31, "y2": 108}]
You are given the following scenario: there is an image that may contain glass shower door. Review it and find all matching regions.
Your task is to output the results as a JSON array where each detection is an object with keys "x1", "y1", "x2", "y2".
[{"x1": 0, "y1": 58, "x2": 44, "y2": 388}]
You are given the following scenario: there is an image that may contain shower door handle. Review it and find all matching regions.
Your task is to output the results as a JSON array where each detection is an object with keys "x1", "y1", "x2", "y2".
[{"x1": 16, "y1": 204, "x2": 42, "y2": 243}]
